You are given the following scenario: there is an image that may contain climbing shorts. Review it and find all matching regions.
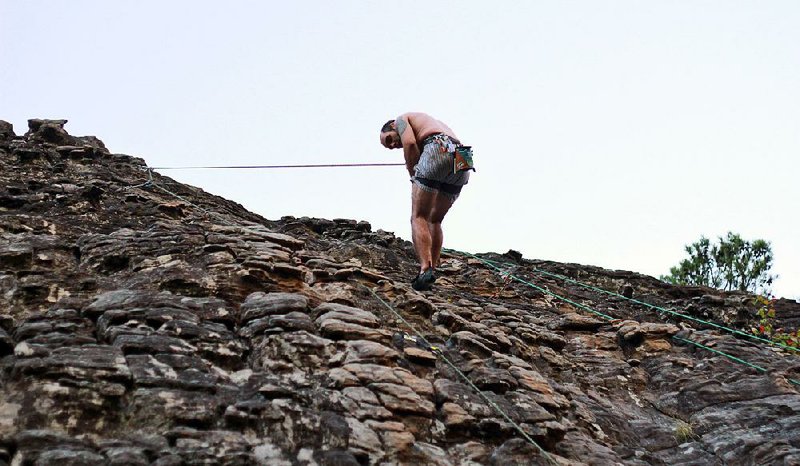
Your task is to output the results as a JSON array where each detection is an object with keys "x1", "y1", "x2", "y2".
[{"x1": 413, "y1": 134, "x2": 470, "y2": 202}]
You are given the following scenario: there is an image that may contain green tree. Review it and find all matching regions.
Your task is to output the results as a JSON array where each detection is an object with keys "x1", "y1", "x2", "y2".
[{"x1": 661, "y1": 232, "x2": 776, "y2": 294}]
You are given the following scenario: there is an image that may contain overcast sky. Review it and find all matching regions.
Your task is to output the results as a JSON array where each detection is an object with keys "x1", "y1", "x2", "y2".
[{"x1": 2, "y1": 1, "x2": 798, "y2": 299}]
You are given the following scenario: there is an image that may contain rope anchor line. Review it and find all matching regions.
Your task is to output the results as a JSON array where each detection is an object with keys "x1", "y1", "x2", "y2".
[
  {"x1": 149, "y1": 163, "x2": 405, "y2": 170},
  {"x1": 125, "y1": 170, "x2": 798, "y2": 466},
  {"x1": 450, "y1": 249, "x2": 800, "y2": 387},
  {"x1": 125, "y1": 173, "x2": 555, "y2": 461},
  {"x1": 530, "y1": 267, "x2": 800, "y2": 354},
  {"x1": 363, "y1": 285, "x2": 558, "y2": 464},
  {"x1": 452, "y1": 250, "x2": 800, "y2": 355}
]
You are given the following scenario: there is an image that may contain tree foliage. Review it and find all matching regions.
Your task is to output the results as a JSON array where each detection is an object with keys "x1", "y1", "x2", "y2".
[{"x1": 661, "y1": 232, "x2": 776, "y2": 294}]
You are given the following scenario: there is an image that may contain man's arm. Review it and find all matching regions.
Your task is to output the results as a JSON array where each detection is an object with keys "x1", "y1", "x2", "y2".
[{"x1": 397, "y1": 115, "x2": 420, "y2": 177}]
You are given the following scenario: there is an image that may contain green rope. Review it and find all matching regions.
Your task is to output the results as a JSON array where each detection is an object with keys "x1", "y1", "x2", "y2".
[
  {"x1": 673, "y1": 337, "x2": 800, "y2": 386},
  {"x1": 133, "y1": 179, "x2": 799, "y2": 392},
  {"x1": 532, "y1": 268, "x2": 800, "y2": 354},
  {"x1": 672, "y1": 336, "x2": 767, "y2": 372},
  {"x1": 445, "y1": 249, "x2": 800, "y2": 355},
  {"x1": 454, "y1": 250, "x2": 614, "y2": 321},
  {"x1": 142, "y1": 178, "x2": 558, "y2": 461},
  {"x1": 447, "y1": 249, "x2": 800, "y2": 388},
  {"x1": 363, "y1": 286, "x2": 557, "y2": 464}
]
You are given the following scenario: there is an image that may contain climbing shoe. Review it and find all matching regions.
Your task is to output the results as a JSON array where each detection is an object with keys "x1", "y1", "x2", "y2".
[{"x1": 411, "y1": 268, "x2": 436, "y2": 291}]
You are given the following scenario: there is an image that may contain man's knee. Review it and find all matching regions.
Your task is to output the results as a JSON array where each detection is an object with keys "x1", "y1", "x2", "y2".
[
  {"x1": 428, "y1": 209, "x2": 448, "y2": 224},
  {"x1": 411, "y1": 215, "x2": 429, "y2": 228},
  {"x1": 428, "y1": 215, "x2": 444, "y2": 225}
]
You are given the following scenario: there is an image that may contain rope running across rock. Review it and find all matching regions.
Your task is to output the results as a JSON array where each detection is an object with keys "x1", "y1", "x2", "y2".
[
  {"x1": 127, "y1": 168, "x2": 561, "y2": 463},
  {"x1": 448, "y1": 249, "x2": 800, "y2": 387},
  {"x1": 132, "y1": 168, "x2": 800, "y2": 388}
]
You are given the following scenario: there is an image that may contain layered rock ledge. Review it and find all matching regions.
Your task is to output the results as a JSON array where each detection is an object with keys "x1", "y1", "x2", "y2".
[{"x1": 0, "y1": 119, "x2": 798, "y2": 465}]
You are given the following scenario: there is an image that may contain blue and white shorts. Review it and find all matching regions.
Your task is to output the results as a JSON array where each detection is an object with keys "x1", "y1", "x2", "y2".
[{"x1": 413, "y1": 134, "x2": 470, "y2": 202}]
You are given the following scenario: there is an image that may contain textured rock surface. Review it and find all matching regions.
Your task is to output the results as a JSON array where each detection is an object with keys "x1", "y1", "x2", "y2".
[{"x1": 0, "y1": 119, "x2": 799, "y2": 464}]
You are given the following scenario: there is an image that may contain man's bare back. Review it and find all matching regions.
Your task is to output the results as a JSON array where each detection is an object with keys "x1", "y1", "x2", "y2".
[
  {"x1": 401, "y1": 112, "x2": 460, "y2": 145},
  {"x1": 380, "y1": 112, "x2": 462, "y2": 176}
]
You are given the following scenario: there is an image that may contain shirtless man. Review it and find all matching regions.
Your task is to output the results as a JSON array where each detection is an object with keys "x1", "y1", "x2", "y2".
[{"x1": 379, "y1": 112, "x2": 472, "y2": 291}]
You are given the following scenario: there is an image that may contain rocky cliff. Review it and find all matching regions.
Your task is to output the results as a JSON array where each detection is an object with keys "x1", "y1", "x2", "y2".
[{"x1": 0, "y1": 119, "x2": 798, "y2": 465}]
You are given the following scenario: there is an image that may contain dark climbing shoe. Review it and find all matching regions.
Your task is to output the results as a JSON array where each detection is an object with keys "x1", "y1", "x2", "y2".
[{"x1": 411, "y1": 268, "x2": 436, "y2": 291}]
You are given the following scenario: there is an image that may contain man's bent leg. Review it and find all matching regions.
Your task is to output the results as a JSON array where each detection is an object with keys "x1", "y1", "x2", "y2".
[
  {"x1": 429, "y1": 192, "x2": 455, "y2": 269},
  {"x1": 430, "y1": 222, "x2": 444, "y2": 268},
  {"x1": 411, "y1": 184, "x2": 437, "y2": 273}
]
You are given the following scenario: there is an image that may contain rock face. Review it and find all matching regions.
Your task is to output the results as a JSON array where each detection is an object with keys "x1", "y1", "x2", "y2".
[{"x1": 0, "y1": 119, "x2": 799, "y2": 465}]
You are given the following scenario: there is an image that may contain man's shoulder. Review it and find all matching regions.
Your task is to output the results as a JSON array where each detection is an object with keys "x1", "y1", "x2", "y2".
[{"x1": 399, "y1": 112, "x2": 433, "y2": 121}]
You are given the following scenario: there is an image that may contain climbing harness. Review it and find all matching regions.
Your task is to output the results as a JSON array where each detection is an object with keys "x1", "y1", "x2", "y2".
[{"x1": 420, "y1": 133, "x2": 476, "y2": 173}]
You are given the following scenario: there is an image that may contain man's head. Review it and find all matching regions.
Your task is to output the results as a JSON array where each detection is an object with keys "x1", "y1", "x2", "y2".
[{"x1": 380, "y1": 120, "x2": 402, "y2": 149}]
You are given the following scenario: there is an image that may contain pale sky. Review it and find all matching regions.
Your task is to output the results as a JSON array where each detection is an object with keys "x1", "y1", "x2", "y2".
[{"x1": 2, "y1": 1, "x2": 798, "y2": 299}]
